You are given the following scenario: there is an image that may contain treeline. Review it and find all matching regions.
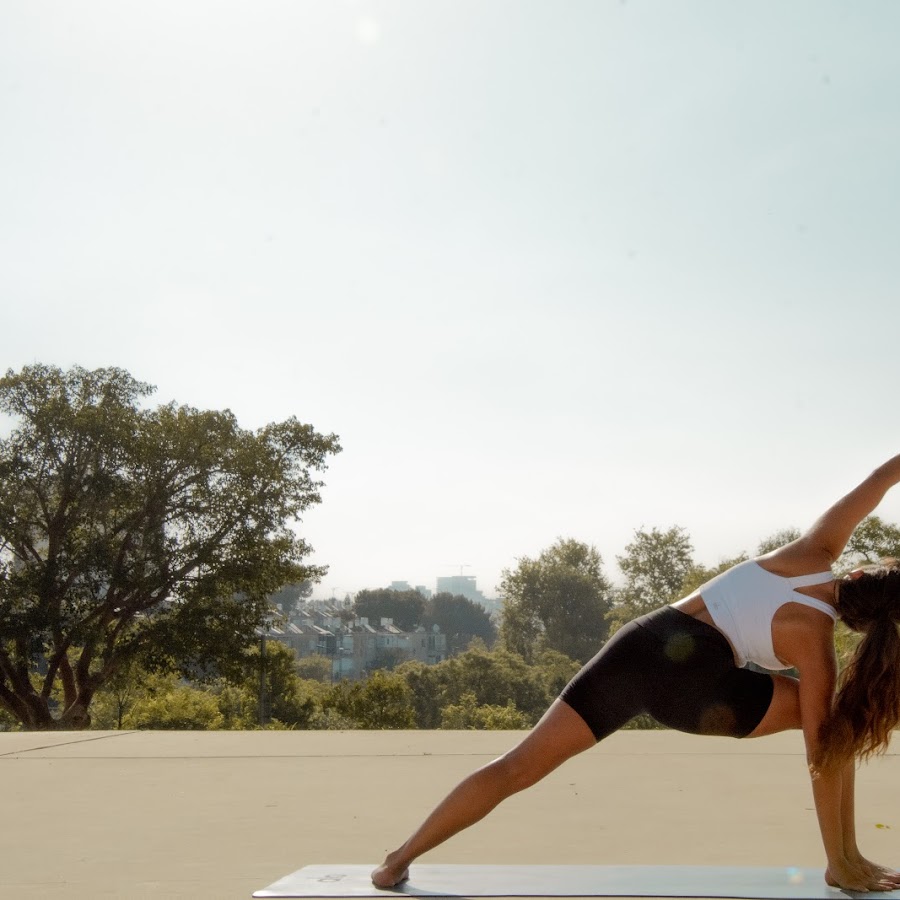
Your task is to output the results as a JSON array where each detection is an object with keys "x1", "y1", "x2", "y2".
[
  {"x1": 497, "y1": 520, "x2": 900, "y2": 666},
  {"x1": 3, "y1": 364, "x2": 899, "y2": 732},
  {"x1": 73, "y1": 640, "x2": 581, "y2": 732},
  {"x1": 62, "y1": 516, "x2": 897, "y2": 734}
]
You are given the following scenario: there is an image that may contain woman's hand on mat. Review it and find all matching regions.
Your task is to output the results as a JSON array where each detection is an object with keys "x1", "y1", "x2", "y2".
[
  {"x1": 371, "y1": 857, "x2": 410, "y2": 889},
  {"x1": 826, "y1": 858, "x2": 900, "y2": 892}
]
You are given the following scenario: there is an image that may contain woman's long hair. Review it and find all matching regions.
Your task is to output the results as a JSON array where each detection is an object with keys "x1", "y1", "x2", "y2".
[{"x1": 815, "y1": 564, "x2": 900, "y2": 772}]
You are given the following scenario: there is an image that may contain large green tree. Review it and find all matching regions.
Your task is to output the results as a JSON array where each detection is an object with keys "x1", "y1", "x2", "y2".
[
  {"x1": 607, "y1": 525, "x2": 694, "y2": 633},
  {"x1": 322, "y1": 670, "x2": 416, "y2": 729},
  {"x1": 269, "y1": 579, "x2": 314, "y2": 617},
  {"x1": 440, "y1": 642, "x2": 549, "y2": 717},
  {"x1": 352, "y1": 588, "x2": 425, "y2": 632},
  {"x1": 395, "y1": 659, "x2": 446, "y2": 728},
  {"x1": 0, "y1": 364, "x2": 340, "y2": 729},
  {"x1": 241, "y1": 639, "x2": 317, "y2": 728},
  {"x1": 498, "y1": 538, "x2": 613, "y2": 663},
  {"x1": 756, "y1": 527, "x2": 802, "y2": 556},
  {"x1": 421, "y1": 592, "x2": 496, "y2": 655},
  {"x1": 838, "y1": 515, "x2": 900, "y2": 570}
]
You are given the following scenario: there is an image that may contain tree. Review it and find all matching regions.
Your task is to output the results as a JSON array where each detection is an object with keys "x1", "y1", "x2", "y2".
[
  {"x1": 756, "y1": 528, "x2": 801, "y2": 555},
  {"x1": 89, "y1": 655, "x2": 149, "y2": 729},
  {"x1": 608, "y1": 526, "x2": 694, "y2": 633},
  {"x1": 421, "y1": 592, "x2": 496, "y2": 655},
  {"x1": 838, "y1": 516, "x2": 900, "y2": 571},
  {"x1": 353, "y1": 588, "x2": 425, "y2": 632},
  {"x1": 93, "y1": 669, "x2": 227, "y2": 730},
  {"x1": 243, "y1": 639, "x2": 317, "y2": 728},
  {"x1": 440, "y1": 693, "x2": 530, "y2": 730},
  {"x1": 395, "y1": 659, "x2": 446, "y2": 728},
  {"x1": 295, "y1": 655, "x2": 333, "y2": 683},
  {"x1": 269, "y1": 580, "x2": 314, "y2": 617},
  {"x1": 498, "y1": 538, "x2": 613, "y2": 663},
  {"x1": 440, "y1": 642, "x2": 549, "y2": 720},
  {"x1": 118, "y1": 673, "x2": 225, "y2": 730},
  {"x1": 322, "y1": 670, "x2": 416, "y2": 728},
  {"x1": 0, "y1": 364, "x2": 340, "y2": 729},
  {"x1": 370, "y1": 646, "x2": 407, "y2": 672}
]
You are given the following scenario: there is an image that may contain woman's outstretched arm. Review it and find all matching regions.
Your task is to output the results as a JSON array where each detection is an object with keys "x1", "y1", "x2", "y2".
[{"x1": 803, "y1": 453, "x2": 900, "y2": 562}]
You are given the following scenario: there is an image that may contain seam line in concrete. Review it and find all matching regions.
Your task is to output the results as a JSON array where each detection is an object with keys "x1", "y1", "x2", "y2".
[
  {"x1": 0, "y1": 729, "x2": 139, "y2": 758},
  {"x1": 0, "y1": 751, "x2": 821, "y2": 761}
]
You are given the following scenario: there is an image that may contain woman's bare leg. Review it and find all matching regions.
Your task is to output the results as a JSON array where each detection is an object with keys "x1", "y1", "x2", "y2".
[{"x1": 371, "y1": 699, "x2": 596, "y2": 887}]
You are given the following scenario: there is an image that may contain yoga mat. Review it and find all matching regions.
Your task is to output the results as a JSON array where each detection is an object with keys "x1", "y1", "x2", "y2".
[{"x1": 252, "y1": 864, "x2": 885, "y2": 899}]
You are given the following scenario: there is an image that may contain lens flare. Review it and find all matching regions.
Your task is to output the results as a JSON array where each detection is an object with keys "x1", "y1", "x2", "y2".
[{"x1": 664, "y1": 632, "x2": 695, "y2": 663}]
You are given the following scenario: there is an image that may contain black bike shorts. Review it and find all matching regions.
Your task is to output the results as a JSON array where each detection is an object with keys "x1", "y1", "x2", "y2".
[{"x1": 560, "y1": 606, "x2": 775, "y2": 741}]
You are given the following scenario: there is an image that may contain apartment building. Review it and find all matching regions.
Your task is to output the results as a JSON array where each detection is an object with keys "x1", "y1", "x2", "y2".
[{"x1": 263, "y1": 607, "x2": 447, "y2": 680}]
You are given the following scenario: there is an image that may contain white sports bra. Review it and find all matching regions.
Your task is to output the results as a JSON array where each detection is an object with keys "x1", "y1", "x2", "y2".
[{"x1": 698, "y1": 560, "x2": 836, "y2": 670}]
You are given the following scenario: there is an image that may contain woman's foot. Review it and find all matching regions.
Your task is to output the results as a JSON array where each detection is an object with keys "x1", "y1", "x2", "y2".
[
  {"x1": 826, "y1": 860, "x2": 897, "y2": 892},
  {"x1": 371, "y1": 853, "x2": 410, "y2": 889}
]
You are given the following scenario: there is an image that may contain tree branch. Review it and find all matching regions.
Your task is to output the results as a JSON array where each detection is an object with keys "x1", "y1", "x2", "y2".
[
  {"x1": 0, "y1": 678, "x2": 32, "y2": 725},
  {"x1": 58, "y1": 654, "x2": 77, "y2": 709},
  {"x1": 0, "y1": 644, "x2": 48, "y2": 727}
]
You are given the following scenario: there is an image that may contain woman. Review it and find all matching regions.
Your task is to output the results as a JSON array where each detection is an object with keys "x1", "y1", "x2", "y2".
[{"x1": 372, "y1": 453, "x2": 900, "y2": 892}]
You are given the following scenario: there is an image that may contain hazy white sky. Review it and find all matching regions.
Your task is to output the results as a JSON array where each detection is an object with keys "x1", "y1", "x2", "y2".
[{"x1": 3, "y1": 1, "x2": 900, "y2": 600}]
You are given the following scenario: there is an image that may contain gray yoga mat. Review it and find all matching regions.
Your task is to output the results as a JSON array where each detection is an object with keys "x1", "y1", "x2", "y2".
[{"x1": 252, "y1": 864, "x2": 881, "y2": 899}]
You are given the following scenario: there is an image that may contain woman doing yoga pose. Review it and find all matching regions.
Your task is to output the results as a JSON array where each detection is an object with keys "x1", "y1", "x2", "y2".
[{"x1": 372, "y1": 453, "x2": 900, "y2": 893}]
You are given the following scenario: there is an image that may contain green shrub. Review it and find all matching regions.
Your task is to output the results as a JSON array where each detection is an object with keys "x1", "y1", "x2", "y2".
[
  {"x1": 440, "y1": 693, "x2": 530, "y2": 730},
  {"x1": 123, "y1": 683, "x2": 224, "y2": 730},
  {"x1": 322, "y1": 670, "x2": 415, "y2": 728}
]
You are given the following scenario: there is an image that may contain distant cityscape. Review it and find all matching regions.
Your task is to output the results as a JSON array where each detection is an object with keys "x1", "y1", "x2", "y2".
[
  {"x1": 388, "y1": 574, "x2": 500, "y2": 614},
  {"x1": 318, "y1": 574, "x2": 502, "y2": 615},
  {"x1": 268, "y1": 574, "x2": 500, "y2": 681}
]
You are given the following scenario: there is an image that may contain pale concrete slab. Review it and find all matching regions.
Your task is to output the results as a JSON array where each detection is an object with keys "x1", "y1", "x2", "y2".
[
  {"x1": 1, "y1": 730, "x2": 898, "y2": 900},
  {"x1": 0, "y1": 729, "x2": 137, "y2": 756},
  {"x1": 7, "y1": 729, "x2": 519, "y2": 759}
]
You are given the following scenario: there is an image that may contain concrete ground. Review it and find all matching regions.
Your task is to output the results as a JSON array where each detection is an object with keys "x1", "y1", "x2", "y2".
[{"x1": 1, "y1": 729, "x2": 898, "y2": 900}]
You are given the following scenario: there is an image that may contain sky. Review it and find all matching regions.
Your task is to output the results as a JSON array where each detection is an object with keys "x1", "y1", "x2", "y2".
[{"x1": 2, "y1": 1, "x2": 900, "y2": 601}]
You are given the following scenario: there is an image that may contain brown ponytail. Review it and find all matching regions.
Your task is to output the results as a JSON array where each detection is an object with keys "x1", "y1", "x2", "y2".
[{"x1": 815, "y1": 565, "x2": 900, "y2": 772}]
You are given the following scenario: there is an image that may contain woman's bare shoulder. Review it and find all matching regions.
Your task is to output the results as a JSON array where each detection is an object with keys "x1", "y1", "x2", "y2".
[{"x1": 755, "y1": 536, "x2": 835, "y2": 578}]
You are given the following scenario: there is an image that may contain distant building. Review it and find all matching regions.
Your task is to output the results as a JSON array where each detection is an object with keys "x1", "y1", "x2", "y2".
[
  {"x1": 435, "y1": 574, "x2": 490, "y2": 608},
  {"x1": 389, "y1": 580, "x2": 432, "y2": 599},
  {"x1": 266, "y1": 605, "x2": 447, "y2": 680}
]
